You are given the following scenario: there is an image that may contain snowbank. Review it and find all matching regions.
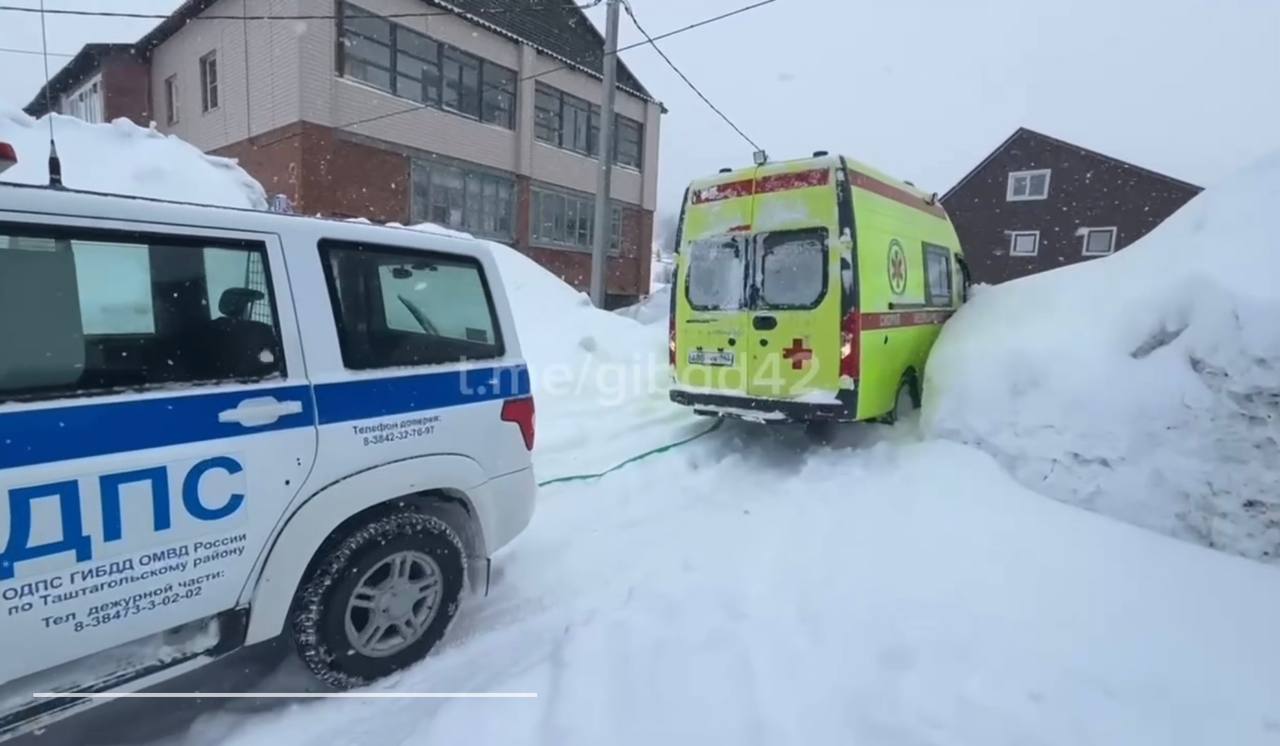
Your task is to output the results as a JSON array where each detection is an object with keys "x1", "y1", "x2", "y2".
[
  {"x1": 0, "y1": 104, "x2": 266, "y2": 209},
  {"x1": 923, "y1": 151, "x2": 1280, "y2": 562},
  {"x1": 402, "y1": 225, "x2": 697, "y2": 480}
]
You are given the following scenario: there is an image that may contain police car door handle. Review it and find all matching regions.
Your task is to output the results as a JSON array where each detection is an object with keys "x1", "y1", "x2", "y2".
[{"x1": 218, "y1": 396, "x2": 304, "y2": 427}]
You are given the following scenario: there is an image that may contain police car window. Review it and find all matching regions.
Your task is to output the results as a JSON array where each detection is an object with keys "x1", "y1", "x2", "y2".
[
  {"x1": 923, "y1": 244, "x2": 953, "y2": 307},
  {"x1": 686, "y1": 237, "x2": 745, "y2": 311},
  {"x1": 321, "y1": 240, "x2": 504, "y2": 369},
  {"x1": 759, "y1": 229, "x2": 827, "y2": 309},
  {"x1": 0, "y1": 226, "x2": 284, "y2": 403}
]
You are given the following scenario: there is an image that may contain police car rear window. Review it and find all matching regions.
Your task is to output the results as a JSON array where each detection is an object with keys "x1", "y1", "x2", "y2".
[
  {"x1": 0, "y1": 224, "x2": 284, "y2": 403},
  {"x1": 320, "y1": 239, "x2": 504, "y2": 369}
]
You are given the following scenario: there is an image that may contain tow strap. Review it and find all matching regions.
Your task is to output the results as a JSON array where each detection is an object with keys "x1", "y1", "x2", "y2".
[{"x1": 537, "y1": 419, "x2": 725, "y2": 488}]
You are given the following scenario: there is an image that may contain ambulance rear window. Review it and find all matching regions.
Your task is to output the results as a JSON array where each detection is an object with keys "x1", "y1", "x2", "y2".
[
  {"x1": 758, "y1": 228, "x2": 827, "y2": 309},
  {"x1": 686, "y1": 237, "x2": 745, "y2": 311}
]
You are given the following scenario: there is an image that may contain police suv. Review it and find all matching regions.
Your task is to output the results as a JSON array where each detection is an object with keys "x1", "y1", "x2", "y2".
[{"x1": 0, "y1": 177, "x2": 536, "y2": 738}]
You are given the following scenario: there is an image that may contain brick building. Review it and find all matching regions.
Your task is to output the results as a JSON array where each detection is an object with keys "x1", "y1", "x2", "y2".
[{"x1": 26, "y1": 0, "x2": 663, "y2": 306}]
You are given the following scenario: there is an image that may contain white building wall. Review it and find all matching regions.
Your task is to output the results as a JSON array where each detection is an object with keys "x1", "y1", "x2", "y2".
[
  {"x1": 151, "y1": 0, "x2": 304, "y2": 150},
  {"x1": 154, "y1": 0, "x2": 661, "y2": 208}
]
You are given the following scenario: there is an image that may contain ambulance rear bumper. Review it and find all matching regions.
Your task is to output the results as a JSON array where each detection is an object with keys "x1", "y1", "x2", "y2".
[{"x1": 669, "y1": 388, "x2": 857, "y2": 423}]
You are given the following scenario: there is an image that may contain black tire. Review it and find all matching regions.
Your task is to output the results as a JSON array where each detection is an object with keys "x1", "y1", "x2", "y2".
[{"x1": 291, "y1": 510, "x2": 466, "y2": 689}]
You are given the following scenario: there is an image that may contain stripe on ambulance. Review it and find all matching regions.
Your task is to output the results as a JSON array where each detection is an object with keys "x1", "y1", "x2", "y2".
[
  {"x1": 689, "y1": 165, "x2": 946, "y2": 221},
  {"x1": 861, "y1": 310, "x2": 953, "y2": 330},
  {"x1": 0, "y1": 365, "x2": 530, "y2": 470}
]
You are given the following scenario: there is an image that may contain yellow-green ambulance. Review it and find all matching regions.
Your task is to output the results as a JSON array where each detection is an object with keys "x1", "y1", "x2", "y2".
[{"x1": 668, "y1": 151, "x2": 968, "y2": 425}]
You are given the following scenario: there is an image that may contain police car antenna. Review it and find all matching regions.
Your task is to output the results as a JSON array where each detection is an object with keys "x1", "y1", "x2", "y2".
[{"x1": 38, "y1": 0, "x2": 64, "y2": 188}]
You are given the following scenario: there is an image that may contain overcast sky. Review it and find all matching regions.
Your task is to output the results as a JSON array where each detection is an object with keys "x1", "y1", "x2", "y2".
[{"x1": 2, "y1": 0, "x2": 1278, "y2": 216}]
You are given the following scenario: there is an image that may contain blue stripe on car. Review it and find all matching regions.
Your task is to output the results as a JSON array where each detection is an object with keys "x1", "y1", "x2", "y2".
[{"x1": 0, "y1": 365, "x2": 529, "y2": 470}]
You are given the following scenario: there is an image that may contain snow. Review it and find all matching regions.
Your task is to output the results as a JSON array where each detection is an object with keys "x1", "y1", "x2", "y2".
[
  {"x1": 170, "y1": 436, "x2": 1280, "y2": 746},
  {"x1": 923, "y1": 151, "x2": 1280, "y2": 563},
  {"x1": 20, "y1": 138, "x2": 1280, "y2": 745},
  {"x1": 0, "y1": 105, "x2": 267, "y2": 209},
  {"x1": 163, "y1": 207, "x2": 1280, "y2": 746}
]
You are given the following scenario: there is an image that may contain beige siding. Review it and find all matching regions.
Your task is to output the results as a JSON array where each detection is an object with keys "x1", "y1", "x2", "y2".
[
  {"x1": 154, "y1": 0, "x2": 661, "y2": 207},
  {"x1": 151, "y1": 0, "x2": 304, "y2": 150}
]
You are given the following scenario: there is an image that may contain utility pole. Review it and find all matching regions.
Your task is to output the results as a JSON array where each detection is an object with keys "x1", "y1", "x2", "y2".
[{"x1": 589, "y1": 0, "x2": 620, "y2": 308}]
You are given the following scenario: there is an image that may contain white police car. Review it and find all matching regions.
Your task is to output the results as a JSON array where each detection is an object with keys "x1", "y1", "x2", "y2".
[{"x1": 0, "y1": 179, "x2": 536, "y2": 738}]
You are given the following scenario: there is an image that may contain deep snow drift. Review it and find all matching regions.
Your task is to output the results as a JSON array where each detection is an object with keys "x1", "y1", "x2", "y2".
[
  {"x1": 923, "y1": 152, "x2": 1280, "y2": 563},
  {"x1": 0, "y1": 105, "x2": 267, "y2": 209}
]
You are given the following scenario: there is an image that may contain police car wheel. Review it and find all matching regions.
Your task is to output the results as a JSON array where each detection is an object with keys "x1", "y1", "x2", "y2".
[{"x1": 291, "y1": 510, "x2": 466, "y2": 689}]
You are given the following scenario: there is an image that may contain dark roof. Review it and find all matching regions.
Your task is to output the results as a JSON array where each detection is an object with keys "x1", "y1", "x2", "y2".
[
  {"x1": 134, "y1": 0, "x2": 653, "y2": 101},
  {"x1": 24, "y1": 43, "x2": 136, "y2": 117},
  {"x1": 943, "y1": 127, "x2": 1201, "y2": 202}
]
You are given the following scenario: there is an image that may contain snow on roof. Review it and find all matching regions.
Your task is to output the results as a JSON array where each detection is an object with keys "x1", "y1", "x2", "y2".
[{"x1": 0, "y1": 104, "x2": 267, "y2": 209}]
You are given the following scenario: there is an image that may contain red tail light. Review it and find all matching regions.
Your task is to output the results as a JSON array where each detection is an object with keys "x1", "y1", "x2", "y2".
[
  {"x1": 668, "y1": 311, "x2": 676, "y2": 367},
  {"x1": 501, "y1": 397, "x2": 535, "y2": 451},
  {"x1": 840, "y1": 310, "x2": 860, "y2": 380},
  {"x1": 0, "y1": 142, "x2": 16, "y2": 174}
]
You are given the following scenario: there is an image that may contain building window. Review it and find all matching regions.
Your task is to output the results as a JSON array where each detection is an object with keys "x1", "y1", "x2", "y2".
[
  {"x1": 1081, "y1": 227, "x2": 1117, "y2": 256},
  {"x1": 531, "y1": 188, "x2": 621, "y2": 253},
  {"x1": 199, "y1": 51, "x2": 219, "y2": 112},
  {"x1": 164, "y1": 75, "x2": 180, "y2": 124},
  {"x1": 63, "y1": 75, "x2": 103, "y2": 123},
  {"x1": 534, "y1": 82, "x2": 644, "y2": 168},
  {"x1": 615, "y1": 116, "x2": 643, "y2": 168},
  {"x1": 410, "y1": 159, "x2": 514, "y2": 240},
  {"x1": 339, "y1": 3, "x2": 516, "y2": 129},
  {"x1": 1009, "y1": 230, "x2": 1039, "y2": 256},
  {"x1": 1007, "y1": 169, "x2": 1050, "y2": 201}
]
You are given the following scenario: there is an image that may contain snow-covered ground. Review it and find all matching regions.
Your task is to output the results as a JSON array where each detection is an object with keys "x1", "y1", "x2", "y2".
[
  {"x1": 0, "y1": 105, "x2": 266, "y2": 209},
  {"x1": 9, "y1": 116, "x2": 1279, "y2": 745},
  {"x1": 924, "y1": 152, "x2": 1280, "y2": 563},
  {"x1": 166, "y1": 213, "x2": 1280, "y2": 746}
]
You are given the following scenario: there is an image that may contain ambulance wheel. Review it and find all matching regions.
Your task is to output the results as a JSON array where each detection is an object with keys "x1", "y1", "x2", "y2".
[
  {"x1": 291, "y1": 510, "x2": 466, "y2": 689},
  {"x1": 883, "y1": 376, "x2": 918, "y2": 425}
]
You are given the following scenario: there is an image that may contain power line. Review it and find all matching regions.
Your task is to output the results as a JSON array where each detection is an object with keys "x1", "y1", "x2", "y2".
[
  {"x1": 621, "y1": 0, "x2": 763, "y2": 151},
  {"x1": 337, "y1": 0, "x2": 779, "y2": 132},
  {"x1": 0, "y1": 45, "x2": 74, "y2": 57},
  {"x1": 518, "y1": 0, "x2": 777, "y2": 83},
  {"x1": 0, "y1": 1, "x2": 601, "y2": 21}
]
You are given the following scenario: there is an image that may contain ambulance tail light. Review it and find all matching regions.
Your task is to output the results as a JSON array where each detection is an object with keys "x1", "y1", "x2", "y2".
[
  {"x1": 840, "y1": 310, "x2": 860, "y2": 380},
  {"x1": 668, "y1": 311, "x2": 676, "y2": 367},
  {"x1": 0, "y1": 142, "x2": 16, "y2": 174},
  {"x1": 501, "y1": 396, "x2": 536, "y2": 451}
]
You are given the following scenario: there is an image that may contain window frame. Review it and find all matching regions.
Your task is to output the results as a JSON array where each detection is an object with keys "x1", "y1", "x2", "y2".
[
  {"x1": 164, "y1": 74, "x2": 180, "y2": 125},
  {"x1": 1008, "y1": 230, "x2": 1040, "y2": 257},
  {"x1": 685, "y1": 236, "x2": 748, "y2": 312},
  {"x1": 0, "y1": 221, "x2": 285, "y2": 404},
  {"x1": 530, "y1": 187, "x2": 622, "y2": 254},
  {"x1": 339, "y1": 3, "x2": 516, "y2": 130},
  {"x1": 1006, "y1": 168, "x2": 1051, "y2": 201},
  {"x1": 199, "y1": 50, "x2": 219, "y2": 113},
  {"x1": 922, "y1": 243, "x2": 954, "y2": 308},
  {"x1": 532, "y1": 82, "x2": 644, "y2": 169},
  {"x1": 317, "y1": 238, "x2": 506, "y2": 371},
  {"x1": 1081, "y1": 226, "x2": 1118, "y2": 257},
  {"x1": 754, "y1": 228, "x2": 830, "y2": 311},
  {"x1": 410, "y1": 158, "x2": 515, "y2": 241}
]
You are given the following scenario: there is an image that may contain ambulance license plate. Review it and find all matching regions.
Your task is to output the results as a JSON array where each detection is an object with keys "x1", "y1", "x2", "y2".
[{"x1": 688, "y1": 350, "x2": 735, "y2": 367}]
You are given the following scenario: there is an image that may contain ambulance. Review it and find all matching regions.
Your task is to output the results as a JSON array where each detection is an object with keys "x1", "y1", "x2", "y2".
[{"x1": 669, "y1": 151, "x2": 968, "y2": 425}]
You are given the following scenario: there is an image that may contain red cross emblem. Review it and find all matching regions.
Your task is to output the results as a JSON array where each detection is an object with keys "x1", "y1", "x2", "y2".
[{"x1": 781, "y1": 338, "x2": 813, "y2": 370}]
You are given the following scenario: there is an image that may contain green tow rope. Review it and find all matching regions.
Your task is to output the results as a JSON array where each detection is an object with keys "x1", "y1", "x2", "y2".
[{"x1": 537, "y1": 419, "x2": 725, "y2": 488}]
